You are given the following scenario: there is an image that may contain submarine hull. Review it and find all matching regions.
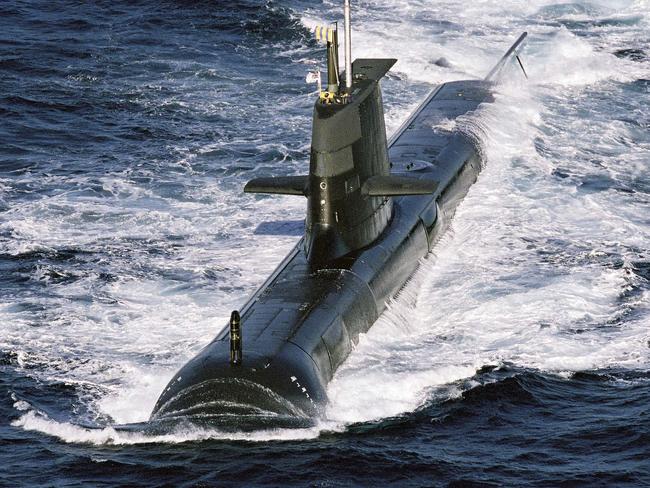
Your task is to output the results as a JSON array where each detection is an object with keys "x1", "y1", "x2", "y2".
[{"x1": 151, "y1": 79, "x2": 494, "y2": 421}]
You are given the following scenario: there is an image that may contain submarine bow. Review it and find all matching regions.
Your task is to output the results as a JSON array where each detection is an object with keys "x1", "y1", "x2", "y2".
[{"x1": 151, "y1": 15, "x2": 528, "y2": 422}]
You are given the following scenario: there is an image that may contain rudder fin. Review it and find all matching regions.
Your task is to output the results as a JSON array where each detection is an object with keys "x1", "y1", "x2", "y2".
[{"x1": 484, "y1": 32, "x2": 528, "y2": 82}]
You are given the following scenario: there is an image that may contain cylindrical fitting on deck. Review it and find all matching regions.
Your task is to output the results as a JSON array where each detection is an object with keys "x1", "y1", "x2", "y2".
[{"x1": 229, "y1": 310, "x2": 242, "y2": 366}]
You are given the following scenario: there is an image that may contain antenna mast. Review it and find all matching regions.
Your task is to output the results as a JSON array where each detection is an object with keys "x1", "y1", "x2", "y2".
[{"x1": 344, "y1": 0, "x2": 352, "y2": 91}]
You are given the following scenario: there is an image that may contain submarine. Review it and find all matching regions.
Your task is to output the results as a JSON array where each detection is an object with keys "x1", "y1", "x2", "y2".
[{"x1": 151, "y1": 1, "x2": 528, "y2": 423}]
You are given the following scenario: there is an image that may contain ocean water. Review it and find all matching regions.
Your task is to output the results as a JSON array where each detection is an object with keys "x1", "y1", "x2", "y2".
[{"x1": 1, "y1": 0, "x2": 649, "y2": 486}]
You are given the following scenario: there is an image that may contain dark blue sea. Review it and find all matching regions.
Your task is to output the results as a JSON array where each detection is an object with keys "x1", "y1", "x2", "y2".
[{"x1": 1, "y1": 0, "x2": 649, "y2": 486}]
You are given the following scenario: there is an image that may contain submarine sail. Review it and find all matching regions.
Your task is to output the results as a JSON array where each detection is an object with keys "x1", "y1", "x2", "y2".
[{"x1": 150, "y1": 3, "x2": 527, "y2": 422}]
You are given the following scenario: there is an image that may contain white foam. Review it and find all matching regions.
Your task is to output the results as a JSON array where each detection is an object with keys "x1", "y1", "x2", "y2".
[{"x1": 12, "y1": 401, "x2": 338, "y2": 445}]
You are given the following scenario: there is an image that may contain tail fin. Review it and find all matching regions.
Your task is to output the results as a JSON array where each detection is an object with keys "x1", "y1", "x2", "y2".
[{"x1": 484, "y1": 32, "x2": 528, "y2": 82}]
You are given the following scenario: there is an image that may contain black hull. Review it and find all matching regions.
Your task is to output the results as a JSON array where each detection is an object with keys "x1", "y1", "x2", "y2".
[{"x1": 151, "y1": 80, "x2": 493, "y2": 421}]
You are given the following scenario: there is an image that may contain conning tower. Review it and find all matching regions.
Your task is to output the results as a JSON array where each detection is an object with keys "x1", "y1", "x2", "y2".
[
  {"x1": 245, "y1": 5, "x2": 436, "y2": 268},
  {"x1": 306, "y1": 58, "x2": 396, "y2": 267}
]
